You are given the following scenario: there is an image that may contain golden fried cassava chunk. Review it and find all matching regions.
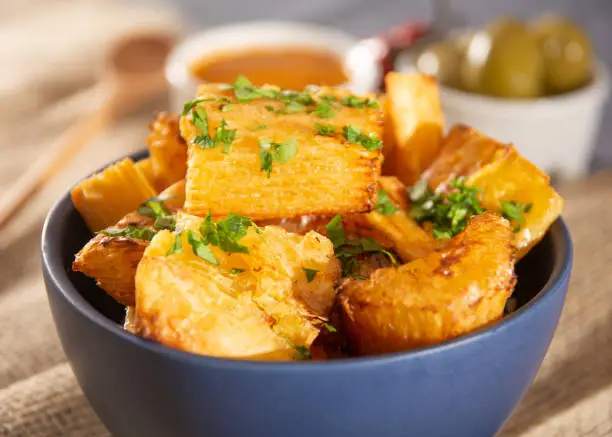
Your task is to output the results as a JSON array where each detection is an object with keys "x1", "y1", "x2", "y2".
[
  {"x1": 422, "y1": 125, "x2": 564, "y2": 257},
  {"x1": 72, "y1": 158, "x2": 157, "y2": 232},
  {"x1": 383, "y1": 72, "x2": 444, "y2": 186},
  {"x1": 72, "y1": 180, "x2": 185, "y2": 306},
  {"x1": 146, "y1": 112, "x2": 187, "y2": 191},
  {"x1": 339, "y1": 212, "x2": 516, "y2": 355},
  {"x1": 132, "y1": 213, "x2": 340, "y2": 359},
  {"x1": 353, "y1": 176, "x2": 437, "y2": 262},
  {"x1": 134, "y1": 230, "x2": 292, "y2": 360},
  {"x1": 180, "y1": 83, "x2": 383, "y2": 219}
]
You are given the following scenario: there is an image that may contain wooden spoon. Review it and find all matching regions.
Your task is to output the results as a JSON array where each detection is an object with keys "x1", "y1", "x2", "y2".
[{"x1": 0, "y1": 31, "x2": 175, "y2": 230}]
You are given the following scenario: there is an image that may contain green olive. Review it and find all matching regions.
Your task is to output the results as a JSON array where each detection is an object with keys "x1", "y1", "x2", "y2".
[
  {"x1": 460, "y1": 25, "x2": 545, "y2": 98},
  {"x1": 416, "y1": 41, "x2": 462, "y2": 88},
  {"x1": 532, "y1": 15, "x2": 593, "y2": 94}
]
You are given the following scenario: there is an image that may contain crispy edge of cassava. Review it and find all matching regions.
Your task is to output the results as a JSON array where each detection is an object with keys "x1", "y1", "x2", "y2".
[
  {"x1": 353, "y1": 176, "x2": 437, "y2": 262},
  {"x1": 72, "y1": 180, "x2": 186, "y2": 307},
  {"x1": 147, "y1": 112, "x2": 187, "y2": 192},
  {"x1": 421, "y1": 124, "x2": 512, "y2": 192},
  {"x1": 383, "y1": 72, "x2": 445, "y2": 186},
  {"x1": 338, "y1": 212, "x2": 516, "y2": 355},
  {"x1": 71, "y1": 158, "x2": 157, "y2": 232}
]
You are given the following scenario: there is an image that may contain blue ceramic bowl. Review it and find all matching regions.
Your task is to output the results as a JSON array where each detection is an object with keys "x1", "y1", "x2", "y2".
[{"x1": 42, "y1": 151, "x2": 573, "y2": 437}]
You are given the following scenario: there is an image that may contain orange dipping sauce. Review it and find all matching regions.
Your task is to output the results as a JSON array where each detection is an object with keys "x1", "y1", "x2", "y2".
[{"x1": 189, "y1": 47, "x2": 348, "y2": 90}]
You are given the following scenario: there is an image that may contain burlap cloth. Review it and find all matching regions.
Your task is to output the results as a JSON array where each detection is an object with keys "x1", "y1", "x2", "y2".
[{"x1": 0, "y1": 1, "x2": 611, "y2": 436}]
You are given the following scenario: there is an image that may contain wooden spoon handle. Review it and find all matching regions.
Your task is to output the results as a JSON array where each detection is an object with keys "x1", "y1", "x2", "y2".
[{"x1": 0, "y1": 95, "x2": 115, "y2": 230}]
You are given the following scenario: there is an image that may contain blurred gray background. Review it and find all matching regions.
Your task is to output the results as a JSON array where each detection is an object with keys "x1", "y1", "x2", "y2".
[{"x1": 140, "y1": 0, "x2": 612, "y2": 171}]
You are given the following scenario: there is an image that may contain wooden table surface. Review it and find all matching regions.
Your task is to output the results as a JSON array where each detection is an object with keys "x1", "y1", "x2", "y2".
[{"x1": 0, "y1": 1, "x2": 610, "y2": 436}]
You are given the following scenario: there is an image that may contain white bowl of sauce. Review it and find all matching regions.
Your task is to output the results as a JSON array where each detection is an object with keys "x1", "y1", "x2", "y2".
[{"x1": 166, "y1": 21, "x2": 382, "y2": 111}]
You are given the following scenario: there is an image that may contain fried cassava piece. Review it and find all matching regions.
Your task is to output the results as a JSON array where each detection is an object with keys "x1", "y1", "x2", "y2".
[
  {"x1": 72, "y1": 158, "x2": 157, "y2": 232},
  {"x1": 73, "y1": 181, "x2": 185, "y2": 306},
  {"x1": 339, "y1": 212, "x2": 516, "y2": 355},
  {"x1": 146, "y1": 112, "x2": 187, "y2": 191},
  {"x1": 383, "y1": 72, "x2": 445, "y2": 186},
  {"x1": 180, "y1": 82, "x2": 383, "y2": 220},
  {"x1": 422, "y1": 125, "x2": 564, "y2": 258},
  {"x1": 132, "y1": 212, "x2": 340, "y2": 360}
]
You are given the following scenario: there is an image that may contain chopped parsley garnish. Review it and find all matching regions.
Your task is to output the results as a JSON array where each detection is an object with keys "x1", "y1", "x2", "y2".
[
  {"x1": 342, "y1": 125, "x2": 383, "y2": 150},
  {"x1": 250, "y1": 124, "x2": 267, "y2": 131},
  {"x1": 221, "y1": 103, "x2": 234, "y2": 112},
  {"x1": 264, "y1": 104, "x2": 275, "y2": 112},
  {"x1": 186, "y1": 229, "x2": 219, "y2": 265},
  {"x1": 97, "y1": 226, "x2": 156, "y2": 241},
  {"x1": 167, "y1": 231, "x2": 184, "y2": 255},
  {"x1": 500, "y1": 201, "x2": 532, "y2": 233},
  {"x1": 259, "y1": 138, "x2": 298, "y2": 177},
  {"x1": 138, "y1": 196, "x2": 171, "y2": 218},
  {"x1": 291, "y1": 344, "x2": 312, "y2": 360},
  {"x1": 314, "y1": 123, "x2": 336, "y2": 136},
  {"x1": 409, "y1": 178, "x2": 484, "y2": 239},
  {"x1": 303, "y1": 268, "x2": 318, "y2": 282},
  {"x1": 191, "y1": 110, "x2": 236, "y2": 152},
  {"x1": 325, "y1": 215, "x2": 397, "y2": 277},
  {"x1": 182, "y1": 97, "x2": 215, "y2": 115},
  {"x1": 341, "y1": 95, "x2": 379, "y2": 109},
  {"x1": 374, "y1": 189, "x2": 398, "y2": 215},
  {"x1": 154, "y1": 215, "x2": 176, "y2": 231},
  {"x1": 231, "y1": 75, "x2": 278, "y2": 102},
  {"x1": 325, "y1": 214, "x2": 347, "y2": 247},
  {"x1": 200, "y1": 212, "x2": 254, "y2": 254},
  {"x1": 229, "y1": 268, "x2": 245, "y2": 275},
  {"x1": 284, "y1": 101, "x2": 306, "y2": 113},
  {"x1": 312, "y1": 102, "x2": 336, "y2": 119},
  {"x1": 215, "y1": 120, "x2": 237, "y2": 153},
  {"x1": 324, "y1": 323, "x2": 337, "y2": 333},
  {"x1": 278, "y1": 90, "x2": 315, "y2": 106}
]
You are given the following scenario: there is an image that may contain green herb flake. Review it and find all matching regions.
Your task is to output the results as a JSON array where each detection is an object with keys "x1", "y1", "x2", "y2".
[
  {"x1": 303, "y1": 268, "x2": 318, "y2": 283},
  {"x1": 167, "y1": 231, "x2": 184, "y2": 255},
  {"x1": 342, "y1": 125, "x2": 382, "y2": 150},
  {"x1": 221, "y1": 104, "x2": 234, "y2": 112},
  {"x1": 258, "y1": 138, "x2": 298, "y2": 177},
  {"x1": 314, "y1": 123, "x2": 336, "y2": 136},
  {"x1": 154, "y1": 215, "x2": 176, "y2": 231},
  {"x1": 291, "y1": 344, "x2": 312, "y2": 361},
  {"x1": 229, "y1": 268, "x2": 245, "y2": 275},
  {"x1": 182, "y1": 97, "x2": 214, "y2": 115},
  {"x1": 312, "y1": 102, "x2": 336, "y2": 119},
  {"x1": 374, "y1": 189, "x2": 398, "y2": 215},
  {"x1": 138, "y1": 196, "x2": 171, "y2": 218},
  {"x1": 186, "y1": 229, "x2": 219, "y2": 265},
  {"x1": 97, "y1": 226, "x2": 156, "y2": 241},
  {"x1": 264, "y1": 104, "x2": 275, "y2": 112},
  {"x1": 215, "y1": 119, "x2": 237, "y2": 153},
  {"x1": 325, "y1": 215, "x2": 347, "y2": 248},
  {"x1": 250, "y1": 124, "x2": 268, "y2": 131},
  {"x1": 409, "y1": 177, "x2": 484, "y2": 239},
  {"x1": 284, "y1": 101, "x2": 306, "y2": 113},
  {"x1": 231, "y1": 75, "x2": 279, "y2": 103},
  {"x1": 324, "y1": 323, "x2": 337, "y2": 333},
  {"x1": 500, "y1": 200, "x2": 532, "y2": 233},
  {"x1": 199, "y1": 212, "x2": 254, "y2": 254}
]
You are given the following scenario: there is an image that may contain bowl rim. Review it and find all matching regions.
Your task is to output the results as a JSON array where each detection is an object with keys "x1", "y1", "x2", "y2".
[
  {"x1": 165, "y1": 20, "x2": 382, "y2": 96},
  {"x1": 42, "y1": 151, "x2": 573, "y2": 372}
]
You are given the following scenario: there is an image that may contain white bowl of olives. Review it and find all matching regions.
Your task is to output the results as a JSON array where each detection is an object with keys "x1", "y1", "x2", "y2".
[{"x1": 397, "y1": 15, "x2": 610, "y2": 180}]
